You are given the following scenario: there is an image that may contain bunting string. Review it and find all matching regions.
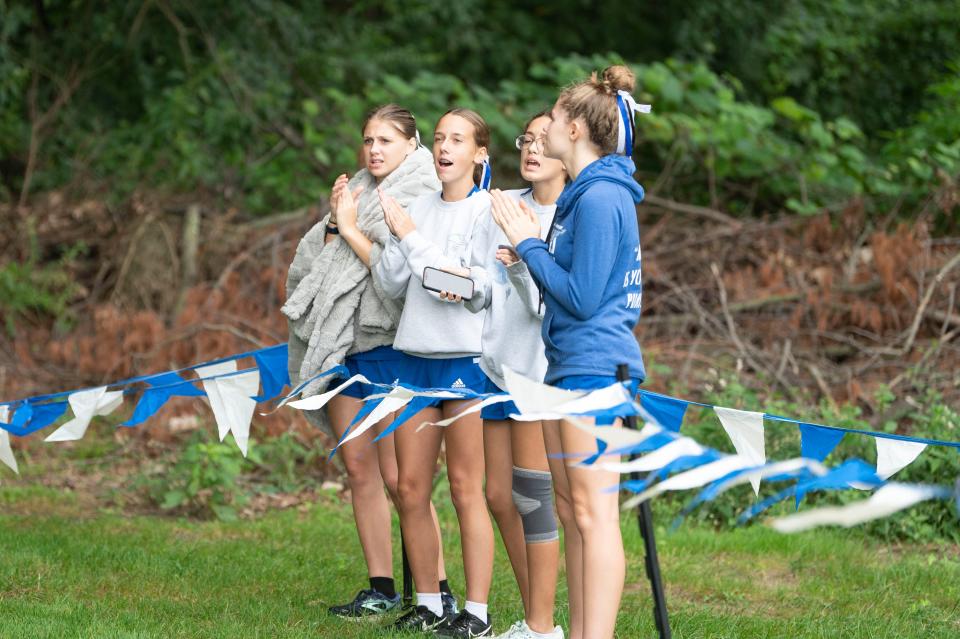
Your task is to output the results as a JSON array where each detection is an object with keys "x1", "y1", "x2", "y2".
[{"x1": 1, "y1": 345, "x2": 957, "y2": 532}]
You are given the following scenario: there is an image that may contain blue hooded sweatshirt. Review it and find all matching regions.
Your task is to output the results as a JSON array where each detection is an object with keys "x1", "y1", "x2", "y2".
[{"x1": 516, "y1": 154, "x2": 646, "y2": 384}]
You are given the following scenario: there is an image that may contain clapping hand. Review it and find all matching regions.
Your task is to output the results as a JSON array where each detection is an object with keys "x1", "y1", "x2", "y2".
[
  {"x1": 328, "y1": 173, "x2": 349, "y2": 223},
  {"x1": 490, "y1": 189, "x2": 540, "y2": 247},
  {"x1": 379, "y1": 188, "x2": 417, "y2": 240}
]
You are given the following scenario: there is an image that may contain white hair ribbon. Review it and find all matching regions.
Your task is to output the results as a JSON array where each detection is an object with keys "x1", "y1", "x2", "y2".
[{"x1": 615, "y1": 90, "x2": 651, "y2": 156}]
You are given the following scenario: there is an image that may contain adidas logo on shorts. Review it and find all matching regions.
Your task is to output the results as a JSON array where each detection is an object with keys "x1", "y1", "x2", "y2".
[{"x1": 451, "y1": 378, "x2": 467, "y2": 389}]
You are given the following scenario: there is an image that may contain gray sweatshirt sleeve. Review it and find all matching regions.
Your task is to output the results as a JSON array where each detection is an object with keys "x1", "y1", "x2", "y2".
[
  {"x1": 506, "y1": 261, "x2": 544, "y2": 319},
  {"x1": 465, "y1": 264, "x2": 492, "y2": 313},
  {"x1": 372, "y1": 233, "x2": 412, "y2": 299},
  {"x1": 464, "y1": 216, "x2": 494, "y2": 313},
  {"x1": 399, "y1": 230, "x2": 464, "y2": 281}
]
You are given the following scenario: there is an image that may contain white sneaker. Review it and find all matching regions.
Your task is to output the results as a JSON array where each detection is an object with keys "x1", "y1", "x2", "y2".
[
  {"x1": 494, "y1": 620, "x2": 564, "y2": 639},
  {"x1": 493, "y1": 621, "x2": 525, "y2": 638}
]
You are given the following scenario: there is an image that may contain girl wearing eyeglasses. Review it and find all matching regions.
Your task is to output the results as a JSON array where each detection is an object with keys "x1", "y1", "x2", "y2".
[{"x1": 453, "y1": 111, "x2": 567, "y2": 639}]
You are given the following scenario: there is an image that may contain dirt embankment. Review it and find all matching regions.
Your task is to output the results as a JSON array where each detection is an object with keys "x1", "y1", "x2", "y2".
[{"x1": 3, "y1": 192, "x2": 959, "y2": 440}]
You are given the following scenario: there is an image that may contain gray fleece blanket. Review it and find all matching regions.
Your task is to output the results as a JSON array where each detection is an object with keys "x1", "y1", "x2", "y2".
[{"x1": 283, "y1": 146, "x2": 439, "y2": 409}]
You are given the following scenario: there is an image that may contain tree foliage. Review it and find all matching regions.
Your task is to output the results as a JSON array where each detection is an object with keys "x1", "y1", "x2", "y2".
[{"x1": 0, "y1": 0, "x2": 957, "y2": 223}]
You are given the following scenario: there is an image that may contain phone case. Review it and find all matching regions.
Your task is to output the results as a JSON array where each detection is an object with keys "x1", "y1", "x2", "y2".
[{"x1": 422, "y1": 266, "x2": 475, "y2": 300}]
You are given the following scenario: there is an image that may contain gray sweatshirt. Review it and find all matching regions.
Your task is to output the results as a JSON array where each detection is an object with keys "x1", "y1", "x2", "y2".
[
  {"x1": 465, "y1": 189, "x2": 556, "y2": 389},
  {"x1": 373, "y1": 190, "x2": 490, "y2": 358}
]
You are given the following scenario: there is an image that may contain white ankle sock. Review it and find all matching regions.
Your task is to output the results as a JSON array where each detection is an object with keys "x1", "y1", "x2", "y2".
[
  {"x1": 416, "y1": 592, "x2": 443, "y2": 616},
  {"x1": 465, "y1": 600, "x2": 488, "y2": 623},
  {"x1": 525, "y1": 621, "x2": 563, "y2": 638}
]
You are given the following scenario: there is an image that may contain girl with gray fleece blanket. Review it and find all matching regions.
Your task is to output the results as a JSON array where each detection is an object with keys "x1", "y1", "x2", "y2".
[{"x1": 282, "y1": 104, "x2": 454, "y2": 620}]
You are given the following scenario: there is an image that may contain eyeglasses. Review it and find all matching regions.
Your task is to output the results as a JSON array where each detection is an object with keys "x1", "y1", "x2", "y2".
[{"x1": 515, "y1": 134, "x2": 546, "y2": 151}]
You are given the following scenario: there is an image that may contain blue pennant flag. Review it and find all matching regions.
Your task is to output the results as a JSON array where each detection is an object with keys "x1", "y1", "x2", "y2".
[
  {"x1": 620, "y1": 451, "x2": 722, "y2": 494},
  {"x1": 640, "y1": 392, "x2": 689, "y2": 432},
  {"x1": 799, "y1": 423, "x2": 845, "y2": 462},
  {"x1": 5, "y1": 401, "x2": 69, "y2": 437},
  {"x1": 252, "y1": 345, "x2": 291, "y2": 402},
  {"x1": 374, "y1": 396, "x2": 437, "y2": 442},
  {"x1": 737, "y1": 485, "x2": 798, "y2": 524},
  {"x1": 327, "y1": 397, "x2": 386, "y2": 460},
  {"x1": 738, "y1": 459, "x2": 883, "y2": 523},
  {"x1": 350, "y1": 398, "x2": 381, "y2": 427},
  {"x1": 123, "y1": 372, "x2": 205, "y2": 427},
  {"x1": 581, "y1": 439, "x2": 609, "y2": 466},
  {"x1": 794, "y1": 459, "x2": 882, "y2": 508},
  {"x1": 615, "y1": 431, "x2": 677, "y2": 457},
  {"x1": 683, "y1": 462, "x2": 820, "y2": 527}
]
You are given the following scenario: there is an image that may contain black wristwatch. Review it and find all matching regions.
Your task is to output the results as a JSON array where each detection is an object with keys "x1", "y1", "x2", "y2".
[{"x1": 326, "y1": 223, "x2": 340, "y2": 235}]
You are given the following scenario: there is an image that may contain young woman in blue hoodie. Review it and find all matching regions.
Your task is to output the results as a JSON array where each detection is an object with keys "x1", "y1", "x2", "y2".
[{"x1": 492, "y1": 65, "x2": 647, "y2": 639}]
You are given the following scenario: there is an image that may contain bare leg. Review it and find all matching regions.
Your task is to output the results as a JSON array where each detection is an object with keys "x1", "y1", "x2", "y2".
[
  {"x1": 561, "y1": 418, "x2": 624, "y2": 639},
  {"x1": 443, "y1": 400, "x2": 494, "y2": 604},
  {"x1": 484, "y1": 419, "x2": 529, "y2": 611},
  {"x1": 394, "y1": 405, "x2": 445, "y2": 594},
  {"x1": 542, "y1": 419, "x2": 583, "y2": 639},
  {"x1": 327, "y1": 395, "x2": 393, "y2": 579},
  {"x1": 374, "y1": 416, "x2": 448, "y2": 582},
  {"x1": 512, "y1": 419, "x2": 560, "y2": 634}
]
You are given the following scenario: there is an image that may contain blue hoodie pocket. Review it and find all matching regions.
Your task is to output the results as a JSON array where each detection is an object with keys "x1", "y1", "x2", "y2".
[{"x1": 542, "y1": 312, "x2": 559, "y2": 351}]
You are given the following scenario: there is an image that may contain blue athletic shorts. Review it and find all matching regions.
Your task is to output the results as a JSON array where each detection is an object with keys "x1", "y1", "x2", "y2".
[
  {"x1": 399, "y1": 353, "x2": 485, "y2": 392},
  {"x1": 339, "y1": 346, "x2": 410, "y2": 399},
  {"x1": 553, "y1": 375, "x2": 642, "y2": 425},
  {"x1": 479, "y1": 375, "x2": 519, "y2": 421}
]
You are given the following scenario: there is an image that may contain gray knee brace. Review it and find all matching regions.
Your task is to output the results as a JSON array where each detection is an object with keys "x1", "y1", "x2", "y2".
[{"x1": 511, "y1": 466, "x2": 559, "y2": 543}]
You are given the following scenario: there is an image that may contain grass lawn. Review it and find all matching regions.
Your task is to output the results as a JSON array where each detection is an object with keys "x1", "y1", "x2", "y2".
[{"x1": 1, "y1": 480, "x2": 959, "y2": 639}]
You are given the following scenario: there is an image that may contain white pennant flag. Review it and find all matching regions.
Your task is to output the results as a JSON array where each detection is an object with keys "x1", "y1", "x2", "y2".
[
  {"x1": 770, "y1": 483, "x2": 947, "y2": 533},
  {"x1": 285, "y1": 374, "x2": 374, "y2": 412},
  {"x1": 0, "y1": 428, "x2": 18, "y2": 474},
  {"x1": 510, "y1": 383, "x2": 632, "y2": 422},
  {"x1": 502, "y1": 366, "x2": 582, "y2": 414},
  {"x1": 417, "y1": 395, "x2": 513, "y2": 432},
  {"x1": 622, "y1": 454, "x2": 753, "y2": 509},
  {"x1": 562, "y1": 416, "x2": 655, "y2": 454},
  {"x1": 875, "y1": 438, "x2": 927, "y2": 480},
  {"x1": 336, "y1": 386, "x2": 416, "y2": 449},
  {"x1": 711, "y1": 458, "x2": 827, "y2": 500},
  {"x1": 196, "y1": 361, "x2": 240, "y2": 441},
  {"x1": 196, "y1": 362, "x2": 259, "y2": 456},
  {"x1": 594, "y1": 436, "x2": 702, "y2": 474},
  {"x1": 45, "y1": 386, "x2": 124, "y2": 442},
  {"x1": 714, "y1": 407, "x2": 766, "y2": 494},
  {"x1": 214, "y1": 371, "x2": 261, "y2": 457}
]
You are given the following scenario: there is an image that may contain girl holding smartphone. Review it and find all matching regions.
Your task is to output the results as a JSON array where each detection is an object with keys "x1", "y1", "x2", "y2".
[{"x1": 373, "y1": 108, "x2": 496, "y2": 636}]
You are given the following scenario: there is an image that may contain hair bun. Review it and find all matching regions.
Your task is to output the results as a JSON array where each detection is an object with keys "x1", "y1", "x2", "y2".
[{"x1": 600, "y1": 65, "x2": 635, "y2": 94}]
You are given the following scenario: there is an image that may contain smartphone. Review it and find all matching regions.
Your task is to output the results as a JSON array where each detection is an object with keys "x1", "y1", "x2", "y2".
[{"x1": 422, "y1": 266, "x2": 475, "y2": 300}]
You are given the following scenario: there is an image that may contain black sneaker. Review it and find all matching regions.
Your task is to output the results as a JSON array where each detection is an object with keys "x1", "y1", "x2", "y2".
[
  {"x1": 393, "y1": 605, "x2": 449, "y2": 632},
  {"x1": 442, "y1": 592, "x2": 459, "y2": 617},
  {"x1": 435, "y1": 610, "x2": 493, "y2": 637},
  {"x1": 328, "y1": 588, "x2": 401, "y2": 620}
]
